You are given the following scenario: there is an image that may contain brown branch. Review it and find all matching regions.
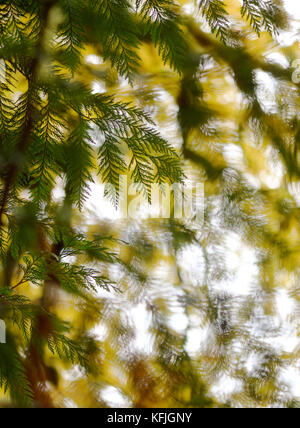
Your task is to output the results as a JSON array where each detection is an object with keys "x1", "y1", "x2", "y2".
[
  {"x1": 186, "y1": 20, "x2": 292, "y2": 83},
  {"x1": 25, "y1": 236, "x2": 64, "y2": 408},
  {"x1": 10, "y1": 278, "x2": 28, "y2": 291},
  {"x1": 0, "y1": 1, "x2": 59, "y2": 408},
  {"x1": 183, "y1": 146, "x2": 225, "y2": 180}
]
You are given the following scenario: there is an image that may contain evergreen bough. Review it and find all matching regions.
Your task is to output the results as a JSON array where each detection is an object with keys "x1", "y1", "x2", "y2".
[
  {"x1": 0, "y1": 0, "x2": 185, "y2": 406},
  {"x1": 0, "y1": 0, "x2": 298, "y2": 408}
]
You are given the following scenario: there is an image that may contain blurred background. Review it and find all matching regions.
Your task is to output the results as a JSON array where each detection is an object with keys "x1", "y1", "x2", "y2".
[{"x1": 1, "y1": 0, "x2": 300, "y2": 408}]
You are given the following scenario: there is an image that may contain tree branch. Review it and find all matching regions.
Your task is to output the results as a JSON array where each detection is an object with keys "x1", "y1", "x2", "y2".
[{"x1": 0, "y1": 1, "x2": 56, "y2": 225}]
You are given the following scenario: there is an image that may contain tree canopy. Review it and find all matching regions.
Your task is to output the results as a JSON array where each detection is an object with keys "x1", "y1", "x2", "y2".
[{"x1": 0, "y1": 0, "x2": 300, "y2": 408}]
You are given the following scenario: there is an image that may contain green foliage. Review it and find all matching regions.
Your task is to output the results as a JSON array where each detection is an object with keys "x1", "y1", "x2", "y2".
[
  {"x1": 57, "y1": 0, "x2": 86, "y2": 73},
  {"x1": 137, "y1": 0, "x2": 187, "y2": 72},
  {"x1": 240, "y1": 0, "x2": 285, "y2": 35},
  {"x1": 198, "y1": 0, "x2": 287, "y2": 43},
  {"x1": 0, "y1": 0, "x2": 184, "y2": 401},
  {"x1": 95, "y1": 0, "x2": 141, "y2": 80},
  {"x1": 0, "y1": 332, "x2": 33, "y2": 407},
  {"x1": 198, "y1": 0, "x2": 230, "y2": 43},
  {"x1": 64, "y1": 119, "x2": 94, "y2": 209},
  {"x1": 0, "y1": 0, "x2": 299, "y2": 409}
]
